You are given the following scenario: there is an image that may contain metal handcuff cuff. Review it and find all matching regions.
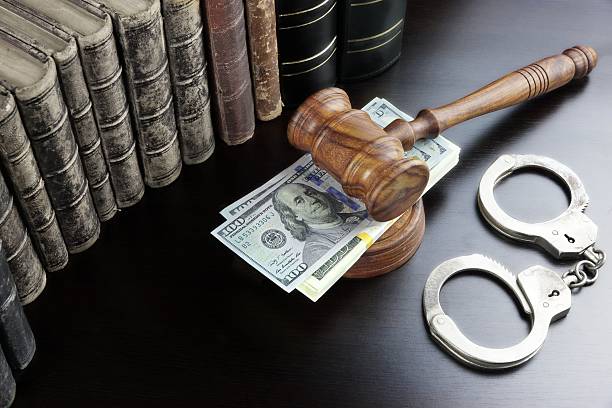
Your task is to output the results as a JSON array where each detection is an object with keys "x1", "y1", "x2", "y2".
[{"x1": 422, "y1": 154, "x2": 606, "y2": 370}]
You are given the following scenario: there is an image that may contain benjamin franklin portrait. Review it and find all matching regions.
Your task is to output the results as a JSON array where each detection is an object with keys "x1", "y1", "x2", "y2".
[{"x1": 272, "y1": 183, "x2": 367, "y2": 266}]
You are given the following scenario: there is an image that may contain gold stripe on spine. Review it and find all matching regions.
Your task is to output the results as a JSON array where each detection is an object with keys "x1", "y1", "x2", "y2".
[
  {"x1": 346, "y1": 30, "x2": 402, "y2": 54},
  {"x1": 348, "y1": 19, "x2": 403, "y2": 43},
  {"x1": 278, "y1": 1, "x2": 336, "y2": 30},
  {"x1": 278, "y1": 0, "x2": 331, "y2": 17},
  {"x1": 282, "y1": 37, "x2": 337, "y2": 65},
  {"x1": 282, "y1": 48, "x2": 337, "y2": 77},
  {"x1": 351, "y1": 0, "x2": 384, "y2": 6}
]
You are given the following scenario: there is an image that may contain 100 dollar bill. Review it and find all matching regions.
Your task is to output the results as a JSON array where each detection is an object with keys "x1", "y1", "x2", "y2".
[
  {"x1": 215, "y1": 98, "x2": 460, "y2": 299},
  {"x1": 212, "y1": 155, "x2": 376, "y2": 292}
]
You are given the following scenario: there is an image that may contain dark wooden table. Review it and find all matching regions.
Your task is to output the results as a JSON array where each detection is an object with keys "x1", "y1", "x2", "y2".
[{"x1": 14, "y1": 0, "x2": 612, "y2": 406}]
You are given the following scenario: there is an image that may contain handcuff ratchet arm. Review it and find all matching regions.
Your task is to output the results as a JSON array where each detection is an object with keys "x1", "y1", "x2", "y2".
[
  {"x1": 477, "y1": 154, "x2": 597, "y2": 260},
  {"x1": 423, "y1": 254, "x2": 571, "y2": 370}
]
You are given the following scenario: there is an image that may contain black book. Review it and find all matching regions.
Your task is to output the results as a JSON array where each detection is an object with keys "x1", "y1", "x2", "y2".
[
  {"x1": 276, "y1": 0, "x2": 338, "y2": 107},
  {"x1": 338, "y1": 0, "x2": 407, "y2": 82},
  {"x1": 0, "y1": 241, "x2": 36, "y2": 373},
  {"x1": 0, "y1": 344, "x2": 15, "y2": 408}
]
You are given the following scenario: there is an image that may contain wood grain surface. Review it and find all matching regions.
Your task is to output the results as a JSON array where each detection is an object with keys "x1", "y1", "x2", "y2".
[{"x1": 14, "y1": 0, "x2": 612, "y2": 406}]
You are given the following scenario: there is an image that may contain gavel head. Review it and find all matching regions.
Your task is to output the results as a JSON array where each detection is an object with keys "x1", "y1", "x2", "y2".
[{"x1": 287, "y1": 88, "x2": 429, "y2": 221}]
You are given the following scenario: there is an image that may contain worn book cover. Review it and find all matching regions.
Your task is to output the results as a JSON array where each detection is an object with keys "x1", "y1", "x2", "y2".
[
  {"x1": 244, "y1": 0, "x2": 282, "y2": 121},
  {"x1": 276, "y1": 0, "x2": 338, "y2": 107},
  {"x1": 0, "y1": 33, "x2": 100, "y2": 254},
  {"x1": 0, "y1": 169, "x2": 46, "y2": 305},
  {"x1": 93, "y1": 0, "x2": 182, "y2": 188},
  {"x1": 202, "y1": 0, "x2": 255, "y2": 145},
  {"x1": 338, "y1": 0, "x2": 407, "y2": 82},
  {"x1": 8, "y1": 0, "x2": 145, "y2": 208},
  {"x1": 0, "y1": 343, "x2": 15, "y2": 408},
  {"x1": 161, "y1": 0, "x2": 215, "y2": 164},
  {"x1": 0, "y1": 1, "x2": 117, "y2": 221},
  {"x1": 0, "y1": 242, "x2": 36, "y2": 371},
  {"x1": 0, "y1": 87, "x2": 68, "y2": 272}
]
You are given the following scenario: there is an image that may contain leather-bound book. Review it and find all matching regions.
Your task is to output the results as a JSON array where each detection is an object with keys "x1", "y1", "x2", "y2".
[
  {"x1": 276, "y1": 0, "x2": 338, "y2": 107},
  {"x1": 0, "y1": 1, "x2": 117, "y2": 221},
  {"x1": 338, "y1": 0, "x2": 407, "y2": 82},
  {"x1": 0, "y1": 87, "x2": 68, "y2": 272},
  {"x1": 0, "y1": 241, "x2": 36, "y2": 371},
  {"x1": 244, "y1": 0, "x2": 282, "y2": 121},
  {"x1": 93, "y1": 0, "x2": 183, "y2": 188},
  {"x1": 8, "y1": 0, "x2": 145, "y2": 208},
  {"x1": 202, "y1": 0, "x2": 255, "y2": 145},
  {"x1": 0, "y1": 345, "x2": 15, "y2": 408},
  {"x1": 0, "y1": 33, "x2": 100, "y2": 254},
  {"x1": 0, "y1": 169, "x2": 46, "y2": 305},
  {"x1": 161, "y1": 0, "x2": 215, "y2": 165}
]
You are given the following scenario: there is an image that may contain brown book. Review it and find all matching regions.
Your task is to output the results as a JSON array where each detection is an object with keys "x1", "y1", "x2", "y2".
[
  {"x1": 244, "y1": 0, "x2": 282, "y2": 121},
  {"x1": 161, "y1": 0, "x2": 215, "y2": 165},
  {"x1": 202, "y1": 0, "x2": 255, "y2": 145}
]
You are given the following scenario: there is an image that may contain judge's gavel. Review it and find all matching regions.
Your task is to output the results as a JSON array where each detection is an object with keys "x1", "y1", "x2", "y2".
[{"x1": 288, "y1": 46, "x2": 597, "y2": 222}]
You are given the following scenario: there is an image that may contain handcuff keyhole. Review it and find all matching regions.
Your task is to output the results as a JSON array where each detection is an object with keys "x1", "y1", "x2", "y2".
[
  {"x1": 548, "y1": 290, "x2": 560, "y2": 297},
  {"x1": 564, "y1": 234, "x2": 575, "y2": 243}
]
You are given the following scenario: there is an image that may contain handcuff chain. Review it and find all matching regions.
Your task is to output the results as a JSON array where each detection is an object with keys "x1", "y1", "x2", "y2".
[{"x1": 562, "y1": 246, "x2": 606, "y2": 289}]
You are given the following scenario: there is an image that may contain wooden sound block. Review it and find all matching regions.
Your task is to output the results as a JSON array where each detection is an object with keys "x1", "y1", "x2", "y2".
[{"x1": 344, "y1": 199, "x2": 426, "y2": 279}]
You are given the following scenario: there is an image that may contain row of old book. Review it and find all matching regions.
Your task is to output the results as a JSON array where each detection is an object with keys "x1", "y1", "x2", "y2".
[
  {"x1": 0, "y1": 0, "x2": 407, "y2": 306},
  {"x1": 0, "y1": 0, "x2": 238, "y2": 305}
]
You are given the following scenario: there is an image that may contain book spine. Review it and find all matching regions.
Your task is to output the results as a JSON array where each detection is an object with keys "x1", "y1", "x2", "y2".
[
  {"x1": 276, "y1": 0, "x2": 338, "y2": 107},
  {"x1": 103, "y1": 0, "x2": 182, "y2": 187},
  {"x1": 338, "y1": 0, "x2": 406, "y2": 82},
  {"x1": 78, "y1": 15, "x2": 145, "y2": 207},
  {"x1": 0, "y1": 170, "x2": 46, "y2": 305},
  {"x1": 0, "y1": 345, "x2": 15, "y2": 408},
  {"x1": 0, "y1": 88, "x2": 68, "y2": 272},
  {"x1": 15, "y1": 59, "x2": 100, "y2": 254},
  {"x1": 161, "y1": 0, "x2": 215, "y2": 165},
  {"x1": 55, "y1": 39, "x2": 118, "y2": 221},
  {"x1": 244, "y1": 0, "x2": 282, "y2": 121},
  {"x1": 0, "y1": 243, "x2": 36, "y2": 371},
  {"x1": 202, "y1": 0, "x2": 255, "y2": 145}
]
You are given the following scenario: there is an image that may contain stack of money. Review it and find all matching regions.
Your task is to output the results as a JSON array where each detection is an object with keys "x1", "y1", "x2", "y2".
[{"x1": 212, "y1": 98, "x2": 460, "y2": 301}]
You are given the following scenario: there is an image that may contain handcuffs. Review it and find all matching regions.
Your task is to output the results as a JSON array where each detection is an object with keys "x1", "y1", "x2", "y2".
[{"x1": 423, "y1": 154, "x2": 606, "y2": 370}]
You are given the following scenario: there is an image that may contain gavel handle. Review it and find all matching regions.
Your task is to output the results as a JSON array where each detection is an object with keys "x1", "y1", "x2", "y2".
[{"x1": 387, "y1": 46, "x2": 597, "y2": 149}]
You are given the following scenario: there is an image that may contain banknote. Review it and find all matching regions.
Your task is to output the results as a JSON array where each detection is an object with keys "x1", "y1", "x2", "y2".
[
  {"x1": 212, "y1": 157, "x2": 376, "y2": 292},
  {"x1": 297, "y1": 99, "x2": 460, "y2": 300},
  {"x1": 215, "y1": 98, "x2": 460, "y2": 299}
]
